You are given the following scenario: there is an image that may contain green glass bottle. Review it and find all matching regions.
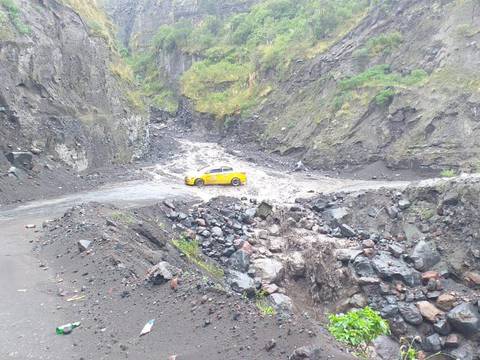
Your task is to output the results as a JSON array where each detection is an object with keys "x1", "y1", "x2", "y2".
[{"x1": 56, "y1": 321, "x2": 81, "y2": 335}]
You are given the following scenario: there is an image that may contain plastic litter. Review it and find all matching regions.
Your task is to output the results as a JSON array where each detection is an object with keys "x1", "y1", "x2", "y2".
[{"x1": 140, "y1": 319, "x2": 155, "y2": 336}]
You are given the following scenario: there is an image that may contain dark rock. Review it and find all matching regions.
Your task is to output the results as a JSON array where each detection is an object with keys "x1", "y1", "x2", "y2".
[
  {"x1": 131, "y1": 223, "x2": 166, "y2": 248},
  {"x1": 312, "y1": 200, "x2": 328, "y2": 212},
  {"x1": 398, "y1": 303, "x2": 423, "y2": 325},
  {"x1": 339, "y1": 224, "x2": 356, "y2": 237},
  {"x1": 265, "y1": 339, "x2": 276, "y2": 352},
  {"x1": 442, "y1": 191, "x2": 460, "y2": 206},
  {"x1": 5, "y1": 152, "x2": 33, "y2": 170},
  {"x1": 227, "y1": 270, "x2": 255, "y2": 296},
  {"x1": 422, "y1": 333, "x2": 442, "y2": 352},
  {"x1": 444, "y1": 333, "x2": 460, "y2": 348},
  {"x1": 336, "y1": 249, "x2": 363, "y2": 262},
  {"x1": 211, "y1": 226, "x2": 223, "y2": 237},
  {"x1": 353, "y1": 256, "x2": 376, "y2": 277},
  {"x1": 434, "y1": 318, "x2": 451, "y2": 336},
  {"x1": 380, "y1": 304, "x2": 399, "y2": 318},
  {"x1": 447, "y1": 303, "x2": 480, "y2": 334},
  {"x1": 326, "y1": 207, "x2": 348, "y2": 226},
  {"x1": 410, "y1": 241, "x2": 441, "y2": 271},
  {"x1": 386, "y1": 206, "x2": 399, "y2": 219},
  {"x1": 256, "y1": 201, "x2": 273, "y2": 219},
  {"x1": 228, "y1": 250, "x2": 250, "y2": 272},
  {"x1": 372, "y1": 251, "x2": 421, "y2": 286}
]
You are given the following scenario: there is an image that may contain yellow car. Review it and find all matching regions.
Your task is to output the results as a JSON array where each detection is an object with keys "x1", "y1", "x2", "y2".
[{"x1": 185, "y1": 166, "x2": 247, "y2": 186}]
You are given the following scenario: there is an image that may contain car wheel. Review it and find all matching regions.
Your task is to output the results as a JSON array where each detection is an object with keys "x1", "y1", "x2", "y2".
[
  {"x1": 194, "y1": 178, "x2": 205, "y2": 187},
  {"x1": 231, "y1": 178, "x2": 241, "y2": 186}
]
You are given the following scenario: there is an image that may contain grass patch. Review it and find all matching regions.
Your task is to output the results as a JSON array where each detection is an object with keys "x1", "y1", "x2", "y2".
[
  {"x1": 255, "y1": 290, "x2": 276, "y2": 316},
  {"x1": 0, "y1": 0, "x2": 30, "y2": 35},
  {"x1": 440, "y1": 169, "x2": 456, "y2": 178},
  {"x1": 172, "y1": 237, "x2": 224, "y2": 278},
  {"x1": 110, "y1": 211, "x2": 135, "y2": 225},
  {"x1": 353, "y1": 31, "x2": 402, "y2": 61},
  {"x1": 61, "y1": 0, "x2": 115, "y2": 48},
  {"x1": 333, "y1": 64, "x2": 428, "y2": 111}
]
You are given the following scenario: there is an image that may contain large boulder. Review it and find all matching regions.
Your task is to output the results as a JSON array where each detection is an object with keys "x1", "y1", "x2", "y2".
[
  {"x1": 410, "y1": 241, "x2": 441, "y2": 271},
  {"x1": 447, "y1": 303, "x2": 480, "y2": 335},
  {"x1": 5, "y1": 152, "x2": 33, "y2": 170},
  {"x1": 253, "y1": 258, "x2": 284, "y2": 284},
  {"x1": 372, "y1": 252, "x2": 421, "y2": 286}
]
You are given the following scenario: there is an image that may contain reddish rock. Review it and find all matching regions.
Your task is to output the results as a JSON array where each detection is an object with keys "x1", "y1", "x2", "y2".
[
  {"x1": 241, "y1": 241, "x2": 254, "y2": 255},
  {"x1": 422, "y1": 271, "x2": 440, "y2": 284},
  {"x1": 362, "y1": 239, "x2": 375, "y2": 248},
  {"x1": 363, "y1": 248, "x2": 375, "y2": 257},
  {"x1": 464, "y1": 271, "x2": 480, "y2": 287},
  {"x1": 416, "y1": 301, "x2": 444, "y2": 322},
  {"x1": 436, "y1": 294, "x2": 456, "y2": 311}
]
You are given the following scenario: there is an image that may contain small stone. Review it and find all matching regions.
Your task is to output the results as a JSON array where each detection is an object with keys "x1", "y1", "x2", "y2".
[
  {"x1": 399, "y1": 303, "x2": 423, "y2": 325},
  {"x1": 464, "y1": 271, "x2": 480, "y2": 287},
  {"x1": 422, "y1": 271, "x2": 440, "y2": 284},
  {"x1": 422, "y1": 333, "x2": 442, "y2": 352},
  {"x1": 362, "y1": 239, "x2": 375, "y2": 248},
  {"x1": 433, "y1": 318, "x2": 451, "y2": 336},
  {"x1": 339, "y1": 224, "x2": 356, "y2": 237},
  {"x1": 398, "y1": 199, "x2": 411, "y2": 210},
  {"x1": 265, "y1": 339, "x2": 276, "y2": 351},
  {"x1": 388, "y1": 244, "x2": 404, "y2": 257},
  {"x1": 77, "y1": 240, "x2": 91, "y2": 252}
]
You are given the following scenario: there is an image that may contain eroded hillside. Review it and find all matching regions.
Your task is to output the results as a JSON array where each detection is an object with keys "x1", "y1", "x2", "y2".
[{"x1": 105, "y1": 0, "x2": 480, "y2": 172}]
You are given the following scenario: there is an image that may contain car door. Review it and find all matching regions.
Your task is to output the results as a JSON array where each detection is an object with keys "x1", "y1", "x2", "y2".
[
  {"x1": 221, "y1": 167, "x2": 233, "y2": 184},
  {"x1": 204, "y1": 168, "x2": 222, "y2": 184}
]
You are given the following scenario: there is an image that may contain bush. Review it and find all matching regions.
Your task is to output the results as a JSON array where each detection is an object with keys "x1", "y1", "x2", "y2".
[
  {"x1": 440, "y1": 169, "x2": 456, "y2": 177},
  {"x1": 328, "y1": 307, "x2": 390, "y2": 358}
]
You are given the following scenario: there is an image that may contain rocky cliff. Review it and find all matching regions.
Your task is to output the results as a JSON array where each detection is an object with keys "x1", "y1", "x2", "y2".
[
  {"x1": 103, "y1": 0, "x2": 480, "y2": 173},
  {"x1": 0, "y1": 0, "x2": 147, "y2": 176}
]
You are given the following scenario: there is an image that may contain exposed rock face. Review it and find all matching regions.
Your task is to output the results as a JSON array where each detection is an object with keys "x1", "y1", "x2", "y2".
[
  {"x1": 249, "y1": 0, "x2": 480, "y2": 171},
  {"x1": 0, "y1": 0, "x2": 147, "y2": 175},
  {"x1": 101, "y1": 0, "x2": 259, "y2": 50}
]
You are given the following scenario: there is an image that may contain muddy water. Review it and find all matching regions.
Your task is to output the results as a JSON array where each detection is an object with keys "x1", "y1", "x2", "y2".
[{"x1": 2, "y1": 139, "x2": 471, "y2": 221}]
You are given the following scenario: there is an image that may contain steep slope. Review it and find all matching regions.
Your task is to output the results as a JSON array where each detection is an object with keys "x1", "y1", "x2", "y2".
[
  {"x1": 0, "y1": 0, "x2": 147, "y2": 175},
  {"x1": 104, "y1": 0, "x2": 480, "y2": 173}
]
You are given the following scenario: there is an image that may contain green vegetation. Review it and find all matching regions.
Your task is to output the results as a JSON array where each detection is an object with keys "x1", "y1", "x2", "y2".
[
  {"x1": 328, "y1": 307, "x2": 390, "y2": 359},
  {"x1": 440, "y1": 169, "x2": 456, "y2": 177},
  {"x1": 172, "y1": 237, "x2": 224, "y2": 278},
  {"x1": 110, "y1": 211, "x2": 135, "y2": 225},
  {"x1": 400, "y1": 337, "x2": 420, "y2": 360},
  {"x1": 132, "y1": 0, "x2": 373, "y2": 120},
  {"x1": 334, "y1": 64, "x2": 428, "y2": 110},
  {"x1": 353, "y1": 31, "x2": 402, "y2": 62},
  {"x1": 255, "y1": 290, "x2": 276, "y2": 316},
  {"x1": 0, "y1": 0, "x2": 30, "y2": 35},
  {"x1": 61, "y1": 0, "x2": 115, "y2": 47}
]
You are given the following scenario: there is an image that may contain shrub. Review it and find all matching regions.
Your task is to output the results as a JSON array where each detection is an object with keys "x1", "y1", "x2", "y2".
[
  {"x1": 374, "y1": 88, "x2": 395, "y2": 105},
  {"x1": 440, "y1": 169, "x2": 456, "y2": 177},
  {"x1": 328, "y1": 307, "x2": 390, "y2": 358},
  {"x1": 0, "y1": 0, "x2": 30, "y2": 35},
  {"x1": 255, "y1": 290, "x2": 276, "y2": 316}
]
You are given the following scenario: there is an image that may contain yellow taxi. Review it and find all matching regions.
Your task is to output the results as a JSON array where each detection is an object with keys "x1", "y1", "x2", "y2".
[{"x1": 184, "y1": 165, "x2": 247, "y2": 186}]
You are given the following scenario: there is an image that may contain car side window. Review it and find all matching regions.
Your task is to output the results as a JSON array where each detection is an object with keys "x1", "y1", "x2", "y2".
[
  {"x1": 208, "y1": 168, "x2": 222, "y2": 174},
  {"x1": 222, "y1": 167, "x2": 233, "y2": 172}
]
